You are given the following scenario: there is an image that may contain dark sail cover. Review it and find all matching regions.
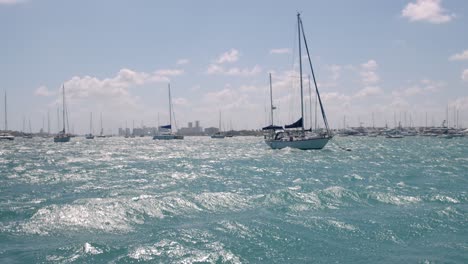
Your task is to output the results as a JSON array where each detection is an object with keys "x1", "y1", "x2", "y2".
[
  {"x1": 262, "y1": 125, "x2": 283, "y2": 131},
  {"x1": 285, "y1": 118, "x2": 302, "y2": 129},
  {"x1": 160, "y1": 124, "x2": 171, "y2": 129}
]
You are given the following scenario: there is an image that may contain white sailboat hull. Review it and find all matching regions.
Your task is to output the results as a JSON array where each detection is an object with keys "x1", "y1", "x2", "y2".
[
  {"x1": 265, "y1": 137, "x2": 330, "y2": 150},
  {"x1": 211, "y1": 134, "x2": 225, "y2": 139},
  {"x1": 0, "y1": 134, "x2": 14, "y2": 140}
]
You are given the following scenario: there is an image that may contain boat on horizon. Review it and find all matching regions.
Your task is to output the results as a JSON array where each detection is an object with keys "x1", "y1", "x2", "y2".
[
  {"x1": 85, "y1": 112, "x2": 95, "y2": 139},
  {"x1": 0, "y1": 91, "x2": 14, "y2": 141},
  {"x1": 153, "y1": 84, "x2": 184, "y2": 140},
  {"x1": 263, "y1": 13, "x2": 332, "y2": 150},
  {"x1": 96, "y1": 113, "x2": 107, "y2": 138},
  {"x1": 54, "y1": 85, "x2": 71, "y2": 143},
  {"x1": 211, "y1": 111, "x2": 225, "y2": 139}
]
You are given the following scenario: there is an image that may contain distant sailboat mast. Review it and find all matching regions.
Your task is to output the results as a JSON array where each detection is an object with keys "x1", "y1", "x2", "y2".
[
  {"x1": 269, "y1": 73, "x2": 274, "y2": 126},
  {"x1": 47, "y1": 110, "x2": 50, "y2": 135},
  {"x1": 62, "y1": 85, "x2": 66, "y2": 133},
  {"x1": 4, "y1": 91, "x2": 7, "y2": 131},
  {"x1": 90, "y1": 112, "x2": 93, "y2": 134},
  {"x1": 168, "y1": 83, "x2": 172, "y2": 133},
  {"x1": 57, "y1": 107, "x2": 60, "y2": 133}
]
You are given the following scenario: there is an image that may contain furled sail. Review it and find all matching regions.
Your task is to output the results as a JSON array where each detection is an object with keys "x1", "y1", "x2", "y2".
[
  {"x1": 262, "y1": 125, "x2": 283, "y2": 131},
  {"x1": 285, "y1": 118, "x2": 303, "y2": 129}
]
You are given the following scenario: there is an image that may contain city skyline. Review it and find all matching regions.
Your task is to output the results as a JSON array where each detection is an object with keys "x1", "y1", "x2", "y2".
[{"x1": 1, "y1": 0, "x2": 468, "y2": 134}]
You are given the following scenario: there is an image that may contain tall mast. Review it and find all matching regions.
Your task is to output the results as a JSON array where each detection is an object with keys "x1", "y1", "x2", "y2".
[
  {"x1": 297, "y1": 13, "x2": 304, "y2": 132},
  {"x1": 4, "y1": 91, "x2": 7, "y2": 131},
  {"x1": 57, "y1": 107, "x2": 60, "y2": 133},
  {"x1": 218, "y1": 111, "x2": 221, "y2": 131},
  {"x1": 299, "y1": 15, "x2": 331, "y2": 135},
  {"x1": 168, "y1": 83, "x2": 172, "y2": 132},
  {"x1": 62, "y1": 85, "x2": 66, "y2": 132},
  {"x1": 47, "y1": 110, "x2": 50, "y2": 135},
  {"x1": 100, "y1": 113, "x2": 103, "y2": 135},
  {"x1": 308, "y1": 75, "x2": 313, "y2": 130},
  {"x1": 372, "y1": 112, "x2": 375, "y2": 129},
  {"x1": 425, "y1": 112, "x2": 428, "y2": 128},
  {"x1": 269, "y1": 73, "x2": 274, "y2": 126},
  {"x1": 90, "y1": 112, "x2": 93, "y2": 134}
]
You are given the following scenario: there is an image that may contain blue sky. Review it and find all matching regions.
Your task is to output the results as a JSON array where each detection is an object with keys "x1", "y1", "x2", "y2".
[{"x1": 1, "y1": 0, "x2": 468, "y2": 133}]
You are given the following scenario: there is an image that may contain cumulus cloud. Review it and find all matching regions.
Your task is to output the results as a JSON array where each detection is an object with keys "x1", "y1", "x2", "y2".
[
  {"x1": 449, "y1": 50, "x2": 468, "y2": 61},
  {"x1": 216, "y1": 49, "x2": 239, "y2": 64},
  {"x1": 154, "y1": 69, "x2": 184, "y2": 76},
  {"x1": 450, "y1": 96, "x2": 468, "y2": 110},
  {"x1": 360, "y1": 60, "x2": 380, "y2": 85},
  {"x1": 328, "y1": 65, "x2": 342, "y2": 81},
  {"x1": 269, "y1": 48, "x2": 291, "y2": 55},
  {"x1": 61, "y1": 68, "x2": 182, "y2": 106},
  {"x1": 35, "y1": 85, "x2": 54, "y2": 97},
  {"x1": 402, "y1": 0, "x2": 454, "y2": 24},
  {"x1": 392, "y1": 79, "x2": 443, "y2": 97},
  {"x1": 206, "y1": 64, "x2": 261, "y2": 77},
  {"x1": 354, "y1": 86, "x2": 383, "y2": 98},
  {"x1": 462, "y1": 69, "x2": 468, "y2": 82}
]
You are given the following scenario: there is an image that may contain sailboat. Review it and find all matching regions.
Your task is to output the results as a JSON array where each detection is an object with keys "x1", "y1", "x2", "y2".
[
  {"x1": 153, "y1": 84, "x2": 184, "y2": 140},
  {"x1": 0, "y1": 91, "x2": 14, "y2": 141},
  {"x1": 85, "y1": 112, "x2": 95, "y2": 139},
  {"x1": 53, "y1": 85, "x2": 71, "y2": 143},
  {"x1": 211, "y1": 111, "x2": 225, "y2": 139},
  {"x1": 264, "y1": 13, "x2": 332, "y2": 150},
  {"x1": 96, "y1": 113, "x2": 106, "y2": 138}
]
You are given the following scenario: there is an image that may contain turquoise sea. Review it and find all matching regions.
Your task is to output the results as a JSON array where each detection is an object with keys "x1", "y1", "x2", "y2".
[{"x1": 0, "y1": 136, "x2": 467, "y2": 263}]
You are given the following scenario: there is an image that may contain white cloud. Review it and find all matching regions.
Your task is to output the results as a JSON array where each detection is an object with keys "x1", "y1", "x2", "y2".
[
  {"x1": 402, "y1": 0, "x2": 454, "y2": 24},
  {"x1": 176, "y1": 59, "x2": 190, "y2": 65},
  {"x1": 360, "y1": 60, "x2": 380, "y2": 85},
  {"x1": 392, "y1": 79, "x2": 443, "y2": 97},
  {"x1": 328, "y1": 65, "x2": 342, "y2": 81},
  {"x1": 450, "y1": 96, "x2": 468, "y2": 110},
  {"x1": 206, "y1": 64, "x2": 224, "y2": 75},
  {"x1": 270, "y1": 48, "x2": 291, "y2": 55},
  {"x1": 154, "y1": 69, "x2": 184, "y2": 76},
  {"x1": 216, "y1": 49, "x2": 239, "y2": 64},
  {"x1": 361, "y1": 60, "x2": 378, "y2": 70},
  {"x1": 462, "y1": 69, "x2": 468, "y2": 82},
  {"x1": 206, "y1": 64, "x2": 261, "y2": 77},
  {"x1": 354, "y1": 86, "x2": 383, "y2": 98},
  {"x1": 35, "y1": 85, "x2": 54, "y2": 97},
  {"x1": 450, "y1": 50, "x2": 468, "y2": 61},
  {"x1": 61, "y1": 68, "x2": 181, "y2": 105}
]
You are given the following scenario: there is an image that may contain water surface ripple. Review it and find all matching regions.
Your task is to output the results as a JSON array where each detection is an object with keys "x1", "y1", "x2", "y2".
[{"x1": 1, "y1": 136, "x2": 467, "y2": 263}]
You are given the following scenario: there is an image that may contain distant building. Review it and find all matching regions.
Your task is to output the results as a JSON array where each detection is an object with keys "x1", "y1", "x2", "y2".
[{"x1": 178, "y1": 121, "x2": 203, "y2": 136}]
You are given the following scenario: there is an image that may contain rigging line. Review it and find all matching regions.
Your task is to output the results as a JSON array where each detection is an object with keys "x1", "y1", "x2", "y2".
[{"x1": 299, "y1": 16, "x2": 331, "y2": 136}]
